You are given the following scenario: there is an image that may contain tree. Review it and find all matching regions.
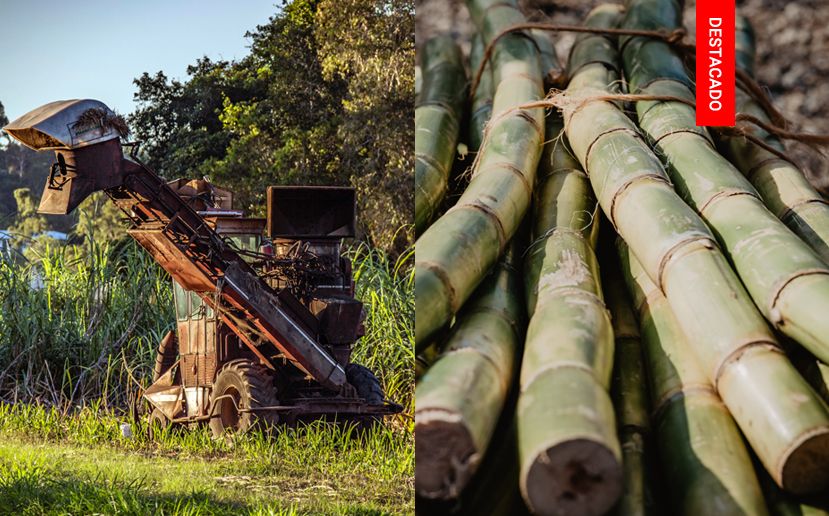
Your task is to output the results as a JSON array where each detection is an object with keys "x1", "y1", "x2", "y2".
[
  {"x1": 0, "y1": 101, "x2": 8, "y2": 138},
  {"x1": 129, "y1": 0, "x2": 413, "y2": 254},
  {"x1": 8, "y1": 188, "x2": 48, "y2": 246},
  {"x1": 76, "y1": 192, "x2": 127, "y2": 245},
  {"x1": 316, "y1": 0, "x2": 415, "y2": 252}
]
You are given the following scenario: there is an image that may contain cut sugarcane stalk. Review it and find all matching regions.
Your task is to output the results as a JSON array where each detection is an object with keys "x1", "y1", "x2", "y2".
[
  {"x1": 415, "y1": 35, "x2": 466, "y2": 234},
  {"x1": 716, "y1": 16, "x2": 829, "y2": 264},
  {"x1": 518, "y1": 111, "x2": 620, "y2": 516},
  {"x1": 621, "y1": 0, "x2": 829, "y2": 369},
  {"x1": 561, "y1": 2, "x2": 829, "y2": 495},
  {"x1": 415, "y1": 238, "x2": 525, "y2": 500},
  {"x1": 619, "y1": 239, "x2": 769, "y2": 516},
  {"x1": 604, "y1": 263, "x2": 653, "y2": 516},
  {"x1": 415, "y1": 0, "x2": 545, "y2": 347},
  {"x1": 458, "y1": 421, "x2": 525, "y2": 516},
  {"x1": 757, "y1": 459, "x2": 829, "y2": 516}
]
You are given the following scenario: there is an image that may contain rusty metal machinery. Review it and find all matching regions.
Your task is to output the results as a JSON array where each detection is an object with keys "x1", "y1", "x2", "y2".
[{"x1": 3, "y1": 99, "x2": 401, "y2": 434}]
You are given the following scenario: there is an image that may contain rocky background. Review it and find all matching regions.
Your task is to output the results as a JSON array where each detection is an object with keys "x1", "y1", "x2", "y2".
[{"x1": 416, "y1": 0, "x2": 829, "y2": 192}]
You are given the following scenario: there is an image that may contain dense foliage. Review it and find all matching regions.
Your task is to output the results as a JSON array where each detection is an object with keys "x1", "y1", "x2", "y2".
[{"x1": 130, "y1": 0, "x2": 414, "y2": 254}]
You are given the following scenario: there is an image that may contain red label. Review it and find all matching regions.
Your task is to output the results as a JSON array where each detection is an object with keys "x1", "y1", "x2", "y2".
[{"x1": 696, "y1": 0, "x2": 735, "y2": 126}]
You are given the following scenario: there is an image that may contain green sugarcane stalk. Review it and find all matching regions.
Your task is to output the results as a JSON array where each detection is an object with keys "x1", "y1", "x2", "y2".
[
  {"x1": 532, "y1": 28, "x2": 562, "y2": 87},
  {"x1": 785, "y1": 341, "x2": 829, "y2": 404},
  {"x1": 415, "y1": 238, "x2": 525, "y2": 500},
  {"x1": 415, "y1": 0, "x2": 545, "y2": 347},
  {"x1": 518, "y1": 112, "x2": 620, "y2": 516},
  {"x1": 604, "y1": 266, "x2": 653, "y2": 516},
  {"x1": 618, "y1": 240, "x2": 769, "y2": 515},
  {"x1": 415, "y1": 35, "x2": 466, "y2": 234},
  {"x1": 562, "y1": 3, "x2": 829, "y2": 495},
  {"x1": 415, "y1": 64, "x2": 422, "y2": 104},
  {"x1": 716, "y1": 17, "x2": 829, "y2": 263},
  {"x1": 621, "y1": 0, "x2": 829, "y2": 367},
  {"x1": 469, "y1": 34, "x2": 494, "y2": 153}
]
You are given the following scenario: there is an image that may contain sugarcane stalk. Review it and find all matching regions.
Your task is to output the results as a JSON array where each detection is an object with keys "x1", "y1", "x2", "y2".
[
  {"x1": 415, "y1": 64, "x2": 422, "y2": 104},
  {"x1": 531, "y1": 29, "x2": 562, "y2": 87},
  {"x1": 415, "y1": 342, "x2": 442, "y2": 382},
  {"x1": 716, "y1": 17, "x2": 829, "y2": 264},
  {"x1": 786, "y1": 341, "x2": 829, "y2": 404},
  {"x1": 457, "y1": 420, "x2": 525, "y2": 515},
  {"x1": 518, "y1": 112, "x2": 620, "y2": 516},
  {"x1": 415, "y1": 35, "x2": 466, "y2": 234},
  {"x1": 757, "y1": 460, "x2": 829, "y2": 516},
  {"x1": 469, "y1": 34, "x2": 493, "y2": 153},
  {"x1": 415, "y1": 0, "x2": 545, "y2": 347},
  {"x1": 618, "y1": 240, "x2": 769, "y2": 515},
  {"x1": 415, "y1": 238, "x2": 525, "y2": 500},
  {"x1": 562, "y1": 3, "x2": 829, "y2": 495},
  {"x1": 621, "y1": 0, "x2": 829, "y2": 368},
  {"x1": 604, "y1": 265, "x2": 653, "y2": 516}
]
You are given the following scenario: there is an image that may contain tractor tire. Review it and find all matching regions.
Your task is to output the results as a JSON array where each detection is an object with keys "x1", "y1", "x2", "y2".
[
  {"x1": 209, "y1": 359, "x2": 279, "y2": 437},
  {"x1": 346, "y1": 363, "x2": 385, "y2": 405},
  {"x1": 147, "y1": 407, "x2": 170, "y2": 440}
]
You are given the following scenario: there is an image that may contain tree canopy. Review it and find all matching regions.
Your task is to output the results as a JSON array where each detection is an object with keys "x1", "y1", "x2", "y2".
[{"x1": 130, "y1": 0, "x2": 414, "y2": 254}]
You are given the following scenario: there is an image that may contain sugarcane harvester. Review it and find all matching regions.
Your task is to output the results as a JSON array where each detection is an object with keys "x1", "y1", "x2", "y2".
[{"x1": 3, "y1": 99, "x2": 401, "y2": 436}]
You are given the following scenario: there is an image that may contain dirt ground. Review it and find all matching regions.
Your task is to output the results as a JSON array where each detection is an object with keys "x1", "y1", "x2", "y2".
[{"x1": 416, "y1": 0, "x2": 829, "y2": 192}]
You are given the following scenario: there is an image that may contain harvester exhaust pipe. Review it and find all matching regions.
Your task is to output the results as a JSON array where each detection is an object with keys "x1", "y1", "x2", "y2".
[{"x1": 2, "y1": 99, "x2": 130, "y2": 214}]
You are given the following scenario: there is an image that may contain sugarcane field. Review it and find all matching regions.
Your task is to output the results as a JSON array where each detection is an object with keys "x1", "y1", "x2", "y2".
[{"x1": 415, "y1": 0, "x2": 829, "y2": 515}]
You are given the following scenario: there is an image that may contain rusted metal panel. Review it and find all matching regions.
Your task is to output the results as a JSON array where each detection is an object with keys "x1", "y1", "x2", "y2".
[
  {"x1": 177, "y1": 323, "x2": 190, "y2": 354},
  {"x1": 188, "y1": 317, "x2": 207, "y2": 355},
  {"x1": 181, "y1": 353, "x2": 217, "y2": 387},
  {"x1": 37, "y1": 139, "x2": 125, "y2": 214},
  {"x1": 3, "y1": 99, "x2": 121, "y2": 151},
  {"x1": 206, "y1": 318, "x2": 216, "y2": 352},
  {"x1": 167, "y1": 178, "x2": 233, "y2": 210},
  {"x1": 144, "y1": 366, "x2": 184, "y2": 420},
  {"x1": 128, "y1": 229, "x2": 217, "y2": 292},
  {"x1": 153, "y1": 330, "x2": 178, "y2": 382}
]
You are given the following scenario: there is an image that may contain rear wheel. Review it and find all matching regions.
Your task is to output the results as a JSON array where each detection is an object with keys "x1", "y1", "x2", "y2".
[
  {"x1": 209, "y1": 359, "x2": 279, "y2": 437},
  {"x1": 147, "y1": 407, "x2": 170, "y2": 440},
  {"x1": 346, "y1": 363, "x2": 385, "y2": 405}
]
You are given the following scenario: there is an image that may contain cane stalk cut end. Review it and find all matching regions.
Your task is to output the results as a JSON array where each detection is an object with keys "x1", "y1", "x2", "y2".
[
  {"x1": 524, "y1": 438, "x2": 623, "y2": 516},
  {"x1": 781, "y1": 427, "x2": 829, "y2": 495},
  {"x1": 415, "y1": 411, "x2": 479, "y2": 500}
]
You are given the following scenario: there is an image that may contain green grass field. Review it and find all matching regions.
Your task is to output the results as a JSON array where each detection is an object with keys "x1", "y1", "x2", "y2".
[
  {"x1": 0, "y1": 403, "x2": 413, "y2": 514},
  {"x1": 0, "y1": 240, "x2": 414, "y2": 514}
]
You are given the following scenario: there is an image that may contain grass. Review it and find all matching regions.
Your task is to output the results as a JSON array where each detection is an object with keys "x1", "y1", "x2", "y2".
[
  {"x1": 0, "y1": 402, "x2": 413, "y2": 514},
  {"x1": 349, "y1": 244, "x2": 414, "y2": 417},
  {"x1": 0, "y1": 237, "x2": 414, "y2": 514}
]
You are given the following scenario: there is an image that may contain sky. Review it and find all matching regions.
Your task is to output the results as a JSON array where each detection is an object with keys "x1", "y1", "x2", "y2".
[{"x1": 0, "y1": 1, "x2": 280, "y2": 122}]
